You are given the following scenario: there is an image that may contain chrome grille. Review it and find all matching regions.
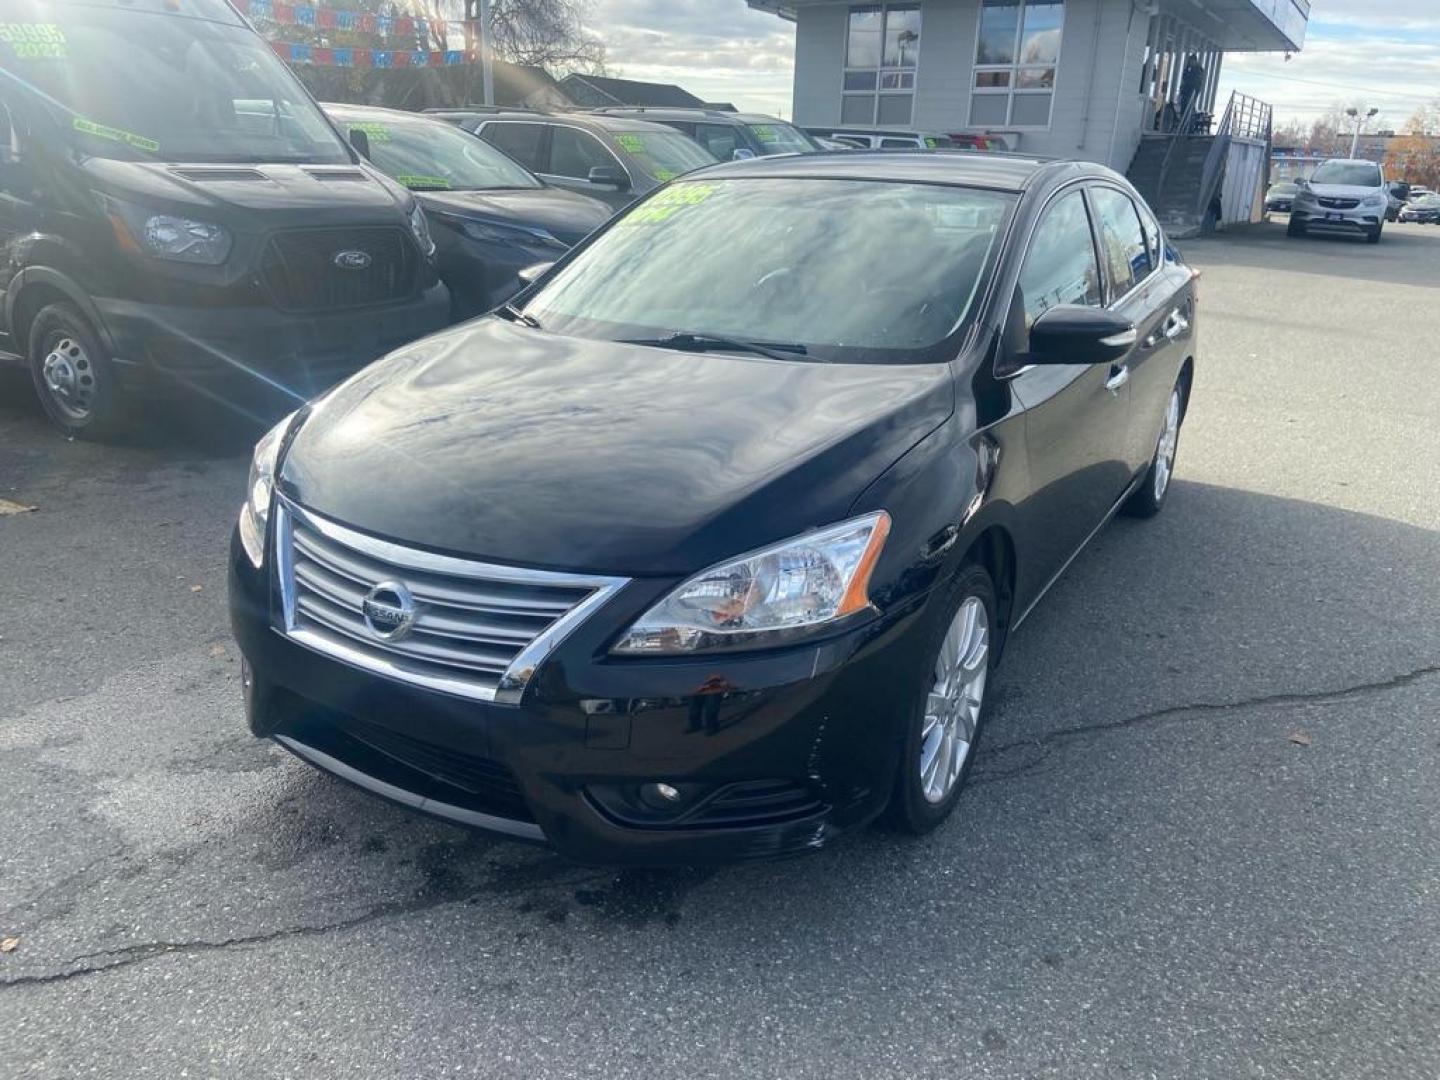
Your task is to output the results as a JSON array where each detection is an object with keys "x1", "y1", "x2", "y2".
[
  {"x1": 1318, "y1": 197, "x2": 1359, "y2": 210},
  {"x1": 275, "y1": 500, "x2": 627, "y2": 703}
]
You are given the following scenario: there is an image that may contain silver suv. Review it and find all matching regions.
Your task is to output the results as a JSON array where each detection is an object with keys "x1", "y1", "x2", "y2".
[{"x1": 1288, "y1": 159, "x2": 1388, "y2": 244}]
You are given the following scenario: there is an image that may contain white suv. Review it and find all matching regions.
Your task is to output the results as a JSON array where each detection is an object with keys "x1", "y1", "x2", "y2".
[{"x1": 1289, "y1": 159, "x2": 1389, "y2": 244}]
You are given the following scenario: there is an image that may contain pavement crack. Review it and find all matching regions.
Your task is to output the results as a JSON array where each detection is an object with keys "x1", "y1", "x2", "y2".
[{"x1": 974, "y1": 662, "x2": 1440, "y2": 784}]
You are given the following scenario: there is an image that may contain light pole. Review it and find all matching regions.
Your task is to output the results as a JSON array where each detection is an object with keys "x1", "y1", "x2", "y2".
[{"x1": 1348, "y1": 106, "x2": 1379, "y2": 159}]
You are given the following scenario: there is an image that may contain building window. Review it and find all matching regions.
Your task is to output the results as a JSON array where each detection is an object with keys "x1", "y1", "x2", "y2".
[
  {"x1": 971, "y1": 0, "x2": 1064, "y2": 128},
  {"x1": 843, "y1": 4, "x2": 921, "y2": 127}
]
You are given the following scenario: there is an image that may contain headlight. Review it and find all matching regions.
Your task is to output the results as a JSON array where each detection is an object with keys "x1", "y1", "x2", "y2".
[
  {"x1": 108, "y1": 200, "x2": 232, "y2": 265},
  {"x1": 611, "y1": 511, "x2": 891, "y2": 655},
  {"x1": 409, "y1": 202, "x2": 436, "y2": 258},
  {"x1": 1363, "y1": 194, "x2": 1385, "y2": 208},
  {"x1": 459, "y1": 218, "x2": 564, "y2": 250},
  {"x1": 238, "y1": 413, "x2": 296, "y2": 569}
]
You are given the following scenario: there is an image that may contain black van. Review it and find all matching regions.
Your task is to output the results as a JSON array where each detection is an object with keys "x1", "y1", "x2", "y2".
[{"x1": 0, "y1": 0, "x2": 449, "y2": 436}]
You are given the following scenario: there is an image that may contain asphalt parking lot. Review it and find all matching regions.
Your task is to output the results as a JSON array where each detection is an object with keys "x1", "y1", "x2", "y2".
[{"x1": 2, "y1": 219, "x2": 1438, "y2": 1079}]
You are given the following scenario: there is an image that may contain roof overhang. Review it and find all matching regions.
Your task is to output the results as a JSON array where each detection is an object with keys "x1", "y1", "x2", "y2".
[{"x1": 750, "y1": 0, "x2": 1306, "y2": 52}]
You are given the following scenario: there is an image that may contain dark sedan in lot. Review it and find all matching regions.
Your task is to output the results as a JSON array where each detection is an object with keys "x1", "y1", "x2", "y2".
[
  {"x1": 327, "y1": 105, "x2": 611, "y2": 319},
  {"x1": 230, "y1": 152, "x2": 1197, "y2": 865},
  {"x1": 1399, "y1": 194, "x2": 1440, "y2": 224}
]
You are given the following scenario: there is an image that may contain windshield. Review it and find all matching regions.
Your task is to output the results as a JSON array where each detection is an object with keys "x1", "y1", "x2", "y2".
[
  {"x1": 524, "y1": 178, "x2": 1013, "y2": 363},
  {"x1": 339, "y1": 114, "x2": 539, "y2": 191},
  {"x1": 1270, "y1": 183, "x2": 1298, "y2": 195},
  {"x1": 1309, "y1": 161, "x2": 1382, "y2": 188},
  {"x1": 747, "y1": 122, "x2": 817, "y2": 155},
  {"x1": 1414, "y1": 195, "x2": 1440, "y2": 208},
  {"x1": 0, "y1": 5, "x2": 350, "y2": 163},
  {"x1": 609, "y1": 129, "x2": 715, "y2": 181}
]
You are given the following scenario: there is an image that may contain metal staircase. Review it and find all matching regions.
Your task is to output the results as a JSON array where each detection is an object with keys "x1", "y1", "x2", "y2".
[{"x1": 1127, "y1": 92, "x2": 1274, "y2": 239}]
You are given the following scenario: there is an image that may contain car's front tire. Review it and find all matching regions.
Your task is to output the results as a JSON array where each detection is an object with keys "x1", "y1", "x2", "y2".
[
  {"x1": 883, "y1": 563, "x2": 996, "y2": 835},
  {"x1": 28, "y1": 302, "x2": 130, "y2": 438},
  {"x1": 1366, "y1": 223, "x2": 1383, "y2": 244},
  {"x1": 1286, "y1": 218, "x2": 1306, "y2": 238},
  {"x1": 1124, "y1": 383, "x2": 1183, "y2": 518}
]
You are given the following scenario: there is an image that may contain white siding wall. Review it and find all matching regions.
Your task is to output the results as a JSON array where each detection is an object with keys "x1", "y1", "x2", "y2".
[{"x1": 788, "y1": 0, "x2": 1151, "y2": 171}]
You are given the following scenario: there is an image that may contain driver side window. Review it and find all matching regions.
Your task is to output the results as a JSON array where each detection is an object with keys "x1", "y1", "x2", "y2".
[{"x1": 1017, "y1": 189, "x2": 1103, "y2": 333}]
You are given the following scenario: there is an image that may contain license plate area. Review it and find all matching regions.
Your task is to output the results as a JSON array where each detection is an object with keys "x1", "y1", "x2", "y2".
[{"x1": 1326, "y1": 212, "x2": 1345, "y2": 222}]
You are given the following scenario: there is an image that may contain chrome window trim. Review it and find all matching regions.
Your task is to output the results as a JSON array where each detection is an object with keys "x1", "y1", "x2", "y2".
[{"x1": 273, "y1": 498, "x2": 629, "y2": 705}]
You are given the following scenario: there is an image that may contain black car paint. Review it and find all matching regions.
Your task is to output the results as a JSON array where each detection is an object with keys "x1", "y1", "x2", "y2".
[
  {"x1": 0, "y1": 10, "x2": 447, "y2": 409},
  {"x1": 417, "y1": 187, "x2": 610, "y2": 318},
  {"x1": 230, "y1": 153, "x2": 1197, "y2": 865}
]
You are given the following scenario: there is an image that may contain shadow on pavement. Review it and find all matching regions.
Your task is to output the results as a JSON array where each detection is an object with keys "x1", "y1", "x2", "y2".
[{"x1": 1185, "y1": 218, "x2": 1440, "y2": 289}]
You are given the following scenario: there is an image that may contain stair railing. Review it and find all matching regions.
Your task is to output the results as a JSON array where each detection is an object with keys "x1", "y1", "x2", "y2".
[
  {"x1": 1155, "y1": 94, "x2": 1201, "y2": 201},
  {"x1": 1195, "y1": 91, "x2": 1273, "y2": 229}
]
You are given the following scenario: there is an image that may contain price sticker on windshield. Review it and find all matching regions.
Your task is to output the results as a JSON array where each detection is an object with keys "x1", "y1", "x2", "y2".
[
  {"x1": 753, "y1": 125, "x2": 778, "y2": 144},
  {"x1": 396, "y1": 174, "x2": 452, "y2": 189},
  {"x1": 614, "y1": 134, "x2": 646, "y2": 155},
  {"x1": 1, "y1": 22, "x2": 67, "y2": 58},
  {"x1": 73, "y1": 117, "x2": 160, "y2": 153},
  {"x1": 623, "y1": 182, "x2": 716, "y2": 225},
  {"x1": 349, "y1": 121, "x2": 392, "y2": 142}
]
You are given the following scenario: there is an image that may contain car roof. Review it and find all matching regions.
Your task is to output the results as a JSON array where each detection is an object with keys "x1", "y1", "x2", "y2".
[
  {"x1": 323, "y1": 103, "x2": 443, "y2": 125},
  {"x1": 687, "y1": 150, "x2": 1091, "y2": 193},
  {"x1": 589, "y1": 108, "x2": 791, "y2": 125},
  {"x1": 469, "y1": 111, "x2": 679, "y2": 134}
]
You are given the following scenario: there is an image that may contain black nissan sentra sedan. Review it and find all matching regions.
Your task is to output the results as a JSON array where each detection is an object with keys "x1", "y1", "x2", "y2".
[{"x1": 230, "y1": 152, "x2": 1198, "y2": 865}]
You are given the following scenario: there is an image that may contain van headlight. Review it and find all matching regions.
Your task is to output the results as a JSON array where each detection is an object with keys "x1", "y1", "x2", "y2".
[
  {"x1": 107, "y1": 200, "x2": 232, "y2": 265},
  {"x1": 611, "y1": 512, "x2": 891, "y2": 655},
  {"x1": 409, "y1": 202, "x2": 436, "y2": 258},
  {"x1": 238, "y1": 413, "x2": 296, "y2": 568}
]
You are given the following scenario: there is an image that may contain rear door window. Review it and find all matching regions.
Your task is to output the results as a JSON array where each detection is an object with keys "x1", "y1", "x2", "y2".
[
  {"x1": 478, "y1": 121, "x2": 545, "y2": 170},
  {"x1": 1089, "y1": 186, "x2": 1153, "y2": 301}
]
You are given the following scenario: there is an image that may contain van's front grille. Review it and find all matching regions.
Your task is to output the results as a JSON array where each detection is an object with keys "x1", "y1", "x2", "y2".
[
  {"x1": 275, "y1": 501, "x2": 627, "y2": 703},
  {"x1": 260, "y1": 227, "x2": 416, "y2": 312}
]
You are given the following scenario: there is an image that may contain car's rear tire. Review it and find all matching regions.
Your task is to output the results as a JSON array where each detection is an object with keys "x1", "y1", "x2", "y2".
[
  {"x1": 1286, "y1": 218, "x2": 1306, "y2": 238},
  {"x1": 883, "y1": 563, "x2": 996, "y2": 836},
  {"x1": 28, "y1": 303, "x2": 130, "y2": 438},
  {"x1": 1123, "y1": 383, "x2": 1183, "y2": 519}
]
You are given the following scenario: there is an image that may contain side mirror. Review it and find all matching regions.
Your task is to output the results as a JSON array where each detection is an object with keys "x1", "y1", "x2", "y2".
[
  {"x1": 587, "y1": 164, "x2": 630, "y2": 190},
  {"x1": 1028, "y1": 305, "x2": 1137, "y2": 366},
  {"x1": 732, "y1": 148, "x2": 757, "y2": 161},
  {"x1": 348, "y1": 127, "x2": 371, "y2": 159},
  {"x1": 517, "y1": 261, "x2": 554, "y2": 287}
]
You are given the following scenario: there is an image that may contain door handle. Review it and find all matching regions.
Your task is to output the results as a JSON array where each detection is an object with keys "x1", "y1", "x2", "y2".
[
  {"x1": 1105, "y1": 365, "x2": 1130, "y2": 393},
  {"x1": 1163, "y1": 310, "x2": 1190, "y2": 341}
]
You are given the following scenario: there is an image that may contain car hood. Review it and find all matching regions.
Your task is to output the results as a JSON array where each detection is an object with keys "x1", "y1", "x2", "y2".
[
  {"x1": 280, "y1": 319, "x2": 953, "y2": 576},
  {"x1": 84, "y1": 158, "x2": 410, "y2": 223},
  {"x1": 417, "y1": 188, "x2": 611, "y2": 246},
  {"x1": 1303, "y1": 183, "x2": 1383, "y2": 200}
]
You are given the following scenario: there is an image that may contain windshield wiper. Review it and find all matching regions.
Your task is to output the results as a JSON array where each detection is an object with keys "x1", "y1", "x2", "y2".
[
  {"x1": 497, "y1": 302, "x2": 542, "y2": 329},
  {"x1": 620, "y1": 332, "x2": 809, "y2": 363}
]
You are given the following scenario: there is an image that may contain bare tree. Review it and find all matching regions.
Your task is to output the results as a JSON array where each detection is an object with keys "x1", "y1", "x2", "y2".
[
  {"x1": 1384, "y1": 104, "x2": 1440, "y2": 188},
  {"x1": 463, "y1": 0, "x2": 605, "y2": 72}
]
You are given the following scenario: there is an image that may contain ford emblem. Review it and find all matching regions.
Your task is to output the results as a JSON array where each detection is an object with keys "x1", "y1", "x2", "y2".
[
  {"x1": 361, "y1": 581, "x2": 416, "y2": 641},
  {"x1": 333, "y1": 249, "x2": 373, "y2": 271}
]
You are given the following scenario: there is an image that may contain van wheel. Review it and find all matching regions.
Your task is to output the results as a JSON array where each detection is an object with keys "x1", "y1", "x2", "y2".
[
  {"x1": 28, "y1": 303, "x2": 129, "y2": 438},
  {"x1": 883, "y1": 563, "x2": 996, "y2": 835}
]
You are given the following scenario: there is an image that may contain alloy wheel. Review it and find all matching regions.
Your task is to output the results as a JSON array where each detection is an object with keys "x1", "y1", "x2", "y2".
[
  {"x1": 1153, "y1": 389, "x2": 1181, "y2": 502},
  {"x1": 919, "y1": 596, "x2": 989, "y2": 804},
  {"x1": 40, "y1": 335, "x2": 98, "y2": 423}
]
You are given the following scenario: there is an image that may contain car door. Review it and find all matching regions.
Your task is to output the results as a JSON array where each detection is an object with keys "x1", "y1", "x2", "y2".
[
  {"x1": 1006, "y1": 185, "x2": 1134, "y2": 586},
  {"x1": 0, "y1": 93, "x2": 38, "y2": 351},
  {"x1": 1089, "y1": 185, "x2": 1188, "y2": 474},
  {"x1": 540, "y1": 125, "x2": 633, "y2": 211}
]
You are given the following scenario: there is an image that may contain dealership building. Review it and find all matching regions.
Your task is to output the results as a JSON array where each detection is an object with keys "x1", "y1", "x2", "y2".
[{"x1": 748, "y1": 0, "x2": 1308, "y2": 174}]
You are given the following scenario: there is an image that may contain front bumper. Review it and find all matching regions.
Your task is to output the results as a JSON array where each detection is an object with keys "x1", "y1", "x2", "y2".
[
  {"x1": 1291, "y1": 204, "x2": 1383, "y2": 233},
  {"x1": 228, "y1": 527, "x2": 932, "y2": 866},
  {"x1": 97, "y1": 283, "x2": 451, "y2": 406}
]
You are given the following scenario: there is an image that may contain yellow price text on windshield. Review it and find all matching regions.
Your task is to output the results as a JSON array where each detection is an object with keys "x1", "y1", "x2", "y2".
[
  {"x1": 653, "y1": 169, "x2": 678, "y2": 182},
  {"x1": 349, "y1": 122, "x2": 392, "y2": 142},
  {"x1": 623, "y1": 182, "x2": 716, "y2": 225},
  {"x1": 73, "y1": 117, "x2": 160, "y2": 153},
  {"x1": 753, "y1": 125, "x2": 778, "y2": 143},
  {"x1": 614, "y1": 134, "x2": 646, "y2": 155},
  {"x1": 1, "y1": 22, "x2": 67, "y2": 58}
]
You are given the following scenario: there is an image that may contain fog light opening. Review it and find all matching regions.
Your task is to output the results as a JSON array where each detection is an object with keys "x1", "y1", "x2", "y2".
[{"x1": 644, "y1": 782, "x2": 684, "y2": 807}]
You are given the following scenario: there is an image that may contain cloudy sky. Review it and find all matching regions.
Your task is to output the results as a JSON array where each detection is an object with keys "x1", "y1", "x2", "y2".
[{"x1": 590, "y1": 0, "x2": 1440, "y2": 132}]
